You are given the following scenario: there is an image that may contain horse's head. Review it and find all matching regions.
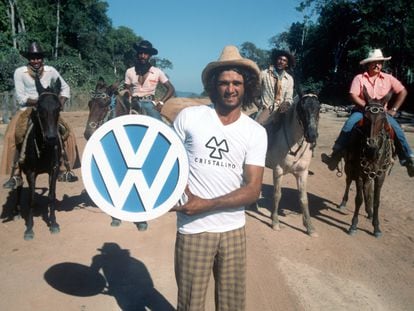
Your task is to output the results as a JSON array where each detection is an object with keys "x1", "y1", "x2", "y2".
[
  {"x1": 35, "y1": 76, "x2": 62, "y2": 145},
  {"x1": 296, "y1": 94, "x2": 320, "y2": 149},
  {"x1": 360, "y1": 87, "x2": 392, "y2": 160},
  {"x1": 362, "y1": 86, "x2": 392, "y2": 143},
  {"x1": 84, "y1": 78, "x2": 118, "y2": 140}
]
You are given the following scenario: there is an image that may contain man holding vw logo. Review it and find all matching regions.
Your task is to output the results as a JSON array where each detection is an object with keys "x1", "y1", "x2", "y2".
[{"x1": 172, "y1": 46, "x2": 267, "y2": 311}]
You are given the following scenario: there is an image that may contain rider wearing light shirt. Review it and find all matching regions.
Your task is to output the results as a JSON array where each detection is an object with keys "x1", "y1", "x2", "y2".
[
  {"x1": 124, "y1": 40, "x2": 175, "y2": 121},
  {"x1": 0, "y1": 42, "x2": 79, "y2": 189}
]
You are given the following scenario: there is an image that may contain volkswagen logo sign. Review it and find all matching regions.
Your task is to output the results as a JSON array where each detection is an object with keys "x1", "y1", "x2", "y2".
[{"x1": 82, "y1": 114, "x2": 188, "y2": 222}]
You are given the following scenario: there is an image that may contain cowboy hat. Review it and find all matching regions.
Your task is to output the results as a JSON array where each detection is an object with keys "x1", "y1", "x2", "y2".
[
  {"x1": 360, "y1": 49, "x2": 391, "y2": 65},
  {"x1": 21, "y1": 42, "x2": 45, "y2": 59},
  {"x1": 271, "y1": 49, "x2": 296, "y2": 68},
  {"x1": 97, "y1": 242, "x2": 127, "y2": 253},
  {"x1": 133, "y1": 40, "x2": 158, "y2": 55},
  {"x1": 201, "y1": 45, "x2": 260, "y2": 88}
]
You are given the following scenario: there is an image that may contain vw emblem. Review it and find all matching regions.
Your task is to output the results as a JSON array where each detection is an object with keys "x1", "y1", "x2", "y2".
[{"x1": 82, "y1": 115, "x2": 189, "y2": 222}]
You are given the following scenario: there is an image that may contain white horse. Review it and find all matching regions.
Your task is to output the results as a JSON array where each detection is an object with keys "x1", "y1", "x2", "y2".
[{"x1": 264, "y1": 94, "x2": 320, "y2": 237}]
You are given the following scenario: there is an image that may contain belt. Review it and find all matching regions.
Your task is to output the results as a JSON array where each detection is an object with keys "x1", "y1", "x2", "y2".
[{"x1": 132, "y1": 95, "x2": 154, "y2": 101}]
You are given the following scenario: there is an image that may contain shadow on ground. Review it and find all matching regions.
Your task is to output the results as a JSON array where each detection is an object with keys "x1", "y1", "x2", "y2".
[{"x1": 44, "y1": 242, "x2": 175, "y2": 311}]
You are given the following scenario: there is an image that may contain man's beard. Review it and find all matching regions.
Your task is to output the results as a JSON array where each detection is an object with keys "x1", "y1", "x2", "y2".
[{"x1": 134, "y1": 61, "x2": 151, "y2": 76}]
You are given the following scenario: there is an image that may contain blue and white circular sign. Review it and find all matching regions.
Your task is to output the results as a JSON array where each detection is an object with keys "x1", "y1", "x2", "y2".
[{"x1": 82, "y1": 114, "x2": 188, "y2": 222}]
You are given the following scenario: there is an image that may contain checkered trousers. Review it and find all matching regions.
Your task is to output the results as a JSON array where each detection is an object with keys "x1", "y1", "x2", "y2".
[{"x1": 175, "y1": 227, "x2": 246, "y2": 311}]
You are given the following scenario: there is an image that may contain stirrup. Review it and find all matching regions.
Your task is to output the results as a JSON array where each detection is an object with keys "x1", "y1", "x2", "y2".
[{"x1": 3, "y1": 176, "x2": 23, "y2": 189}]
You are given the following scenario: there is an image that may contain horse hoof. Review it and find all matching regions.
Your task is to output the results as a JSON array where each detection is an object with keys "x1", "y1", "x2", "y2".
[
  {"x1": 374, "y1": 231, "x2": 382, "y2": 238},
  {"x1": 338, "y1": 204, "x2": 346, "y2": 211},
  {"x1": 271, "y1": 223, "x2": 281, "y2": 231},
  {"x1": 50, "y1": 226, "x2": 60, "y2": 234},
  {"x1": 111, "y1": 219, "x2": 121, "y2": 227},
  {"x1": 348, "y1": 228, "x2": 357, "y2": 236},
  {"x1": 136, "y1": 222, "x2": 148, "y2": 231},
  {"x1": 24, "y1": 231, "x2": 34, "y2": 241},
  {"x1": 308, "y1": 231, "x2": 319, "y2": 238}
]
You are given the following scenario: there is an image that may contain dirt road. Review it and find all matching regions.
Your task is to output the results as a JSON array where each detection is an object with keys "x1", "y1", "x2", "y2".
[{"x1": 0, "y1": 106, "x2": 413, "y2": 311}]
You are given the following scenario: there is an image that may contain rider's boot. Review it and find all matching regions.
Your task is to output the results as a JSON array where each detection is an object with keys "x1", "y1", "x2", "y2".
[
  {"x1": 401, "y1": 156, "x2": 414, "y2": 177},
  {"x1": 3, "y1": 151, "x2": 23, "y2": 189},
  {"x1": 393, "y1": 137, "x2": 414, "y2": 177},
  {"x1": 57, "y1": 138, "x2": 79, "y2": 183},
  {"x1": 321, "y1": 148, "x2": 343, "y2": 171},
  {"x1": 58, "y1": 170, "x2": 78, "y2": 182}
]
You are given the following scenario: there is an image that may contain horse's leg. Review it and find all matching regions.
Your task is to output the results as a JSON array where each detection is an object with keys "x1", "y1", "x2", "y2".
[
  {"x1": 24, "y1": 173, "x2": 36, "y2": 240},
  {"x1": 372, "y1": 177, "x2": 385, "y2": 238},
  {"x1": 271, "y1": 170, "x2": 283, "y2": 230},
  {"x1": 339, "y1": 174, "x2": 352, "y2": 210},
  {"x1": 48, "y1": 171, "x2": 60, "y2": 234},
  {"x1": 297, "y1": 172, "x2": 318, "y2": 237},
  {"x1": 13, "y1": 183, "x2": 23, "y2": 220},
  {"x1": 349, "y1": 179, "x2": 363, "y2": 235},
  {"x1": 362, "y1": 179, "x2": 373, "y2": 220}
]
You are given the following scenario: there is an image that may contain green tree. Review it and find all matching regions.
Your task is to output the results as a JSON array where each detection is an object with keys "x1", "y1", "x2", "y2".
[{"x1": 239, "y1": 42, "x2": 269, "y2": 70}]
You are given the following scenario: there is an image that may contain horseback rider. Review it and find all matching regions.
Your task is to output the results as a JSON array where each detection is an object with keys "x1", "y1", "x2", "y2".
[
  {"x1": 321, "y1": 48, "x2": 414, "y2": 177},
  {"x1": 1, "y1": 41, "x2": 80, "y2": 189},
  {"x1": 111, "y1": 39, "x2": 175, "y2": 232},
  {"x1": 255, "y1": 49, "x2": 295, "y2": 125},
  {"x1": 123, "y1": 40, "x2": 175, "y2": 120}
]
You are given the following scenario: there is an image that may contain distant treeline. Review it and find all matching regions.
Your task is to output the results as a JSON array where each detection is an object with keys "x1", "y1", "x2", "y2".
[{"x1": 1, "y1": 0, "x2": 414, "y2": 110}]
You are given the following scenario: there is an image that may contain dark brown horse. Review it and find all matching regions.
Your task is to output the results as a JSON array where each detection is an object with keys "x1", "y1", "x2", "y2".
[
  {"x1": 15, "y1": 77, "x2": 63, "y2": 240},
  {"x1": 339, "y1": 88, "x2": 394, "y2": 238},
  {"x1": 83, "y1": 78, "x2": 119, "y2": 140}
]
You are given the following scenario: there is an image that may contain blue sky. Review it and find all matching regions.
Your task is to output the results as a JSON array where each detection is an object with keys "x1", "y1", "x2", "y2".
[{"x1": 106, "y1": 0, "x2": 303, "y2": 94}]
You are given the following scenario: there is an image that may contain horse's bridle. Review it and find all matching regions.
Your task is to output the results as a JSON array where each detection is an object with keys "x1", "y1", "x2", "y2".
[
  {"x1": 284, "y1": 94, "x2": 319, "y2": 155},
  {"x1": 87, "y1": 91, "x2": 113, "y2": 129},
  {"x1": 359, "y1": 103, "x2": 393, "y2": 179}
]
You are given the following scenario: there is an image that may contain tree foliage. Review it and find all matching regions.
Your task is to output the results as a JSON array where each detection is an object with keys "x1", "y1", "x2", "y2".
[
  {"x1": 0, "y1": 0, "x2": 172, "y2": 93},
  {"x1": 1, "y1": 0, "x2": 414, "y2": 108},
  {"x1": 241, "y1": 0, "x2": 414, "y2": 108}
]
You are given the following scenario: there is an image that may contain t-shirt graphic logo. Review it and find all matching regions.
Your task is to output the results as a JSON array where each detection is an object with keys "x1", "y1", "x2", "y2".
[
  {"x1": 205, "y1": 137, "x2": 229, "y2": 159},
  {"x1": 82, "y1": 115, "x2": 189, "y2": 222}
]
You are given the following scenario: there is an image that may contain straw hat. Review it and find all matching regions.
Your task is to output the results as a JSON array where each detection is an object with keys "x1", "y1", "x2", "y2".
[
  {"x1": 360, "y1": 49, "x2": 391, "y2": 65},
  {"x1": 133, "y1": 40, "x2": 158, "y2": 55},
  {"x1": 21, "y1": 42, "x2": 45, "y2": 59},
  {"x1": 201, "y1": 45, "x2": 260, "y2": 87}
]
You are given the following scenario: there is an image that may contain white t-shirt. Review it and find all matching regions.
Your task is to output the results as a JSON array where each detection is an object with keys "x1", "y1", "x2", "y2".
[{"x1": 173, "y1": 104, "x2": 267, "y2": 234}]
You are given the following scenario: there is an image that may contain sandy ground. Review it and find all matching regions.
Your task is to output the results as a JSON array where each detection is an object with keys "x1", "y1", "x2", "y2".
[{"x1": 0, "y1": 101, "x2": 413, "y2": 311}]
